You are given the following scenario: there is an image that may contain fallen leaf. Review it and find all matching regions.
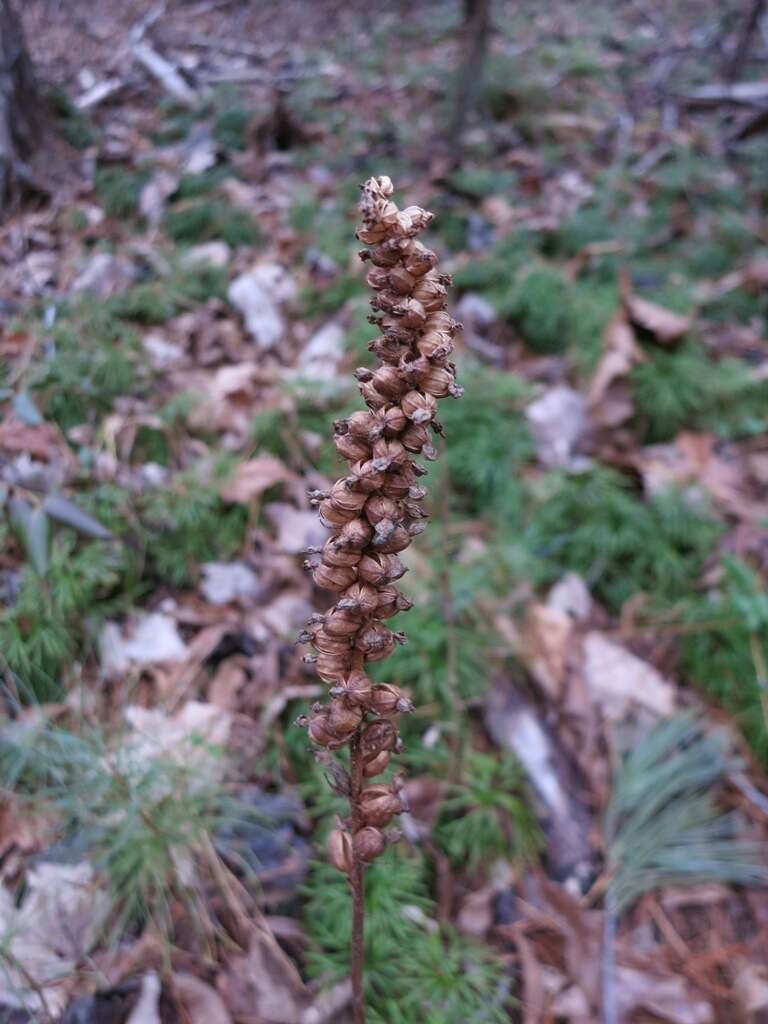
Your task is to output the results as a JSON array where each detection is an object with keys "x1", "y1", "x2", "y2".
[
  {"x1": 125, "y1": 972, "x2": 161, "y2": 1024},
  {"x1": 217, "y1": 924, "x2": 309, "y2": 1024},
  {"x1": 615, "y1": 965, "x2": 713, "y2": 1023},
  {"x1": 733, "y1": 960, "x2": 768, "y2": 1015},
  {"x1": 296, "y1": 322, "x2": 345, "y2": 381},
  {"x1": 521, "y1": 603, "x2": 573, "y2": 700},
  {"x1": 264, "y1": 502, "x2": 327, "y2": 553},
  {"x1": 622, "y1": 275, "x2": 693, "y2": 343},
  {"x1": 581, "y1": 631, "x2": 676, "y2": 721},
  {"x1": 547, "y1": 573, "x2": 592, "y2": 622},
  {"x1": 222, "y1": 456, "x2": 295, "y2": 504},
  {"x1": 228, "y1": 264, "x2": 297, "y2": 350},
  {"x1": 526, "y1": 386, "x2": 589, "y2": 469},
  {"x1": 99, "y1": 612, "x2": 188, "y2": 678},
  {"x1": 0, "y1": 414, "x2": 63, "y2": 460},
  {"x1": 174, "y1": 973, "x2": 232, "y2": 1024},
  {"x1": 588, "y1": 311, "x2": 644, "y2": 407},
  {"x1": 200, "y1": 561, "x2": 262, "y2": 606}
]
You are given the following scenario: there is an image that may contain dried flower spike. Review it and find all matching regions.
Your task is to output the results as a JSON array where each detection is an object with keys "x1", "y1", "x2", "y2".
[{"x1": 298, "y1": 176, "x2": 461, "y2": 1024}]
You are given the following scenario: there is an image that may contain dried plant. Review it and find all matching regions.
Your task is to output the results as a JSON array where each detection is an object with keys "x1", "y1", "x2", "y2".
[{"x1": 297, "y1": 176, "x2": 462, "y2": 1022}]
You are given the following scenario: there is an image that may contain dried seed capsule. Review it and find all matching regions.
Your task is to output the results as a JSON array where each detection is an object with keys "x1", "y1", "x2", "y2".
[
  {"x1": 415, "y1": 363, "x2": 462, "y2": 397},
  {"x1": 306, "y1": 706, "x2": 352, "y2": 747},
  {"x1": 401, "y1": 390, "x2": 437, "y2": 424},
  {"x1": 380, "y1": 404, "x2": 407, "y2": 436},
  {"x1": 360, "y1": 720, "x2": 398, "y2": 761},
  {"x1": 355, "y1": 621, "x2": 397, "y2": 661},
  {"x1": 412, "y1": 275, "x2": 447, "y2": 312},
  {"x1": 374, "y1": 585, "x2": 413, "y2": 618},
  {"x1": 388, "y1": 265, "x2": 416, "y2": 294},
  {"x1": 369, "y1": 289, "x2": 402, "y2": 314},
  {"x1": 366, "y1": 240, "x2": 404, "y2": 268},
  {"x1": 324, "y1": 606, "x2": 364, "y2": 637},
  {"x1": 329, "y1": 479, "x2": 368, "y2": 516},
  {"x1": 373, "y1": 522, "x2": 411, "y2": 554},
  {"x1": 403, "y1": 241, "x2": 438, "y2": 277},
  {"x1": 363, "y1": 749, "x2": 391, "y2": 777},
  {"x1": 357, "y1": 223, "x2": 388, "y2": 244},
  {"x1": 345, "y1": 459, "x2": 388, "y2": 493},
  {"x1": 369, "y1": 335, "x2": 411, "y2": 365},
  {"x1": 380, "y1": 472, "x2": 413, "y2": 499},
  {"x1": 366, "y1": 266, "x2": 389, "y2": 290},
  {"x1": 331, "y1": 669, "x2": 373, "y2": 707},
  {"x1": 372, "y1": 438, "x2": 408, "y2": 467},
  {"x1": 353, "y1": 826, "x2": 386, "y2": 862},
  {"x1": 335, "y1": 517, "x2": 375, "y2": 551},
  {"x1": 360, "y1": 785, "x2": 403, "y2": 827},
  {"x1": 425, "y1": 310, "x2": 460, "y2": 335},
  {"x1": 392, "y1": 297, "x2": 426, "y2": 330},
  {"x1": 371, "y1": 366, "x2": 409, "y2": 400},
  {"x1": 371, "y1": 684, "x2": 414, "y2": 717},
  {"x1": 358, "y1": 381, "x2": 388, "y2": 410},
  {"x1": 318, "y1": 499, "x2": 358, "y2": 528},
  {"x1": 328, "y1": 829, "x2": 353, "y2": 873},
  {"x1": 328, "y1": 698, "x2": 363, "y2": 735},
  {"x1": 315, "y1": 650, "x2": 352, "y2": 683},
  {"x1": 311, "y1": 562, "x2": 357, "y2": 592},
  {"x1": 311, "y1": 628, "x2": 351, "y2": 656},
  {"x1": 337, "y1": 581, "x2": 380, "y2": 617},
  {"x1": 417, "y1": 332, "x2": 454, "y2": 362},
  {"x1": 364, "y1": 494, "x2": 400, "y2": 525},
  {"x1": 345, "y1": 410, "x2": 382, "y2": 440},
  {"x1": 401, "y1": 422, "x2": 430, "y2": 453},
  {"x1": 321, "y1": 537, "x2": 360, "y2": 569},
  {"x1": 334, "y1": 431, "x2": 371, "y2": 462}
]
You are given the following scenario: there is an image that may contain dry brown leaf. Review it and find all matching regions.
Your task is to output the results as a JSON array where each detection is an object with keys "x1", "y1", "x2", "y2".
[
  {"x1": 222, "y1": 455, "x2": 295, "y2": 504},
  {"x1": 581, "y1": 631, "x2": 675, "y2": 720},
  {"x1": 621, "y1": 275, "x2": 693, "y2": 343},
  {"x1": 0, "y1": 414, "x2": 64, "y2": 460},
  {"x1": 174, "y1": 972, "x2": 232, "y2": 1024},
  {"x1": 588, "y1": 311, "x2": 644, "y2": 408},
  {"x1": 217, "y1": 924, "x2": 309, "y2": 1024},
  {"x1": 521, "y1": 603, "x2": 573, "y2": 700}
]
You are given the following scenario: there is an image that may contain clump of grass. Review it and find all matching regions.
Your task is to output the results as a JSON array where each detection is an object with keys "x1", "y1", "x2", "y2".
[
  {"x1": 523, "y1": 468, "x2": 724, "y2": 613},
  {"x1": 500, "y1": 267, "x2": 570, "y2": 353},
  {"x1": 164, "y1": 198, "x2": 262, "y2": 246},
  {"x1": 95, "y1": 166, "x2": 152, "y2": 220},
  {"x1": 47, "y1": 86, "x2": 97, "y2": 149},
  {"x1": 437, "y1": 750, "x2": 542, "y2": 868}
]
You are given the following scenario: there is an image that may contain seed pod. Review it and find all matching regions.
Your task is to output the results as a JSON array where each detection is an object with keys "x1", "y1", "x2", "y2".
[
  {"x1": 353, "y1": 826, "x2": 386, "y2": 863},
  {"x1": 417, "y1": 332, "x2": 454, "y2": 362},
  {"x1": 345, "y1": 410, "x2": 382, "y2": 440},
  {"x1": 371, "y1": 683, "x2": 414, "y2": 717},
  {"x1": 403, "y1": 241, "x2": 438, "y2": 277},
  {"x1": 364, "y1": 494, "x2": 400, "y2": 525},
  {"x1": 328, "y1": 829, "x2": 353, "y2": 873},
  {"x1": 321, "y1": 537, "x2": 360, "y2": 569},
  {"x1": 334, "y1": 431, "x2": 371, "y2": 462},
  {"x1": 315, "y1": 650, "x2": 351, "y2": 683},
  {"x1": 415, "y1": 363, "x2": 462, "y2": 397},
  {"x1": 370, "y1": 289, "x2": 402, "y2": 314},
  {"x1": 373, "y1": 522, "x2": 411, "y2": 554},
  {"x1": 401, "y1": 390, "x2": 437, "y2": 424},
  {"x1": 306, "y1": 706, "x2": 352, "y2": 747},
  {"x1": 374, "y1": 585, "x2": 413, "y2": 618},
  {"x1": 380, "y1": 403, "x2": 407, "y2": 435},
  {"x1": 324, "y1": 606, "x2": 364, "y2": 637},
  {"x1": 425, "y1": 310, "x2": 460, "y2": 335},
  {"x1": 329, "y1": 479, "x2": 368, "y2": 515},
  {"x1": 356, "y1": 621, "x2": 397, "y2": 661},
  {"x1": 380, "y1": 472, "x2": 413, "y2": 499},
  {"x1": 311, "y1": 562, "x2": 357, "y2": 592},
  {"x1": 311, "y1": 628, "x2": 351, "y2": 656},
  {"x1": 361, "y1": 720, "x2": 398, "y2": 761},
  {"x1": 360, "y1": 784, "x2": 403, "y2": 827},
  {"x1": 401, "y1": 422, "x2": 430, "y2": 453},
  {"x1": 363, "y1": 749, "x2": 391, "y2": 777},
  {"x1": 365, "y1": 267, "x2": 389, "y2": 290},
  {"x1": 372, "y1": 439, "x2": 408, "y2": 467},
  {"x1": 367, "y1": 239, "x2": 406, "y2": 268},
  {"x1": 369, "y1": 335, "x2": 411, "y2": 365},
  {"x1": 412, "y1": 275, "x2": 447, "y2": 312},
  {"x1": 392, "y1": 297, "x2": 426, "y2": 330},
  {"x1": 328, "y1": 698, "x2": 363, "y2": 735},
  {"x1": 357, "y1": 223, "x2": 388, "y2": 244},
  {"x1": 345, "y1": 459, "x2": 388, "y2": 493},
  {"x1": 318, "y1": 499, "x2": 358, "y2": 528},
  {"x1": 337, "y1": 581, "x2": 380, "y2": 617},
  {"x1": 388, "y1": 265, "x2": 416, "y2": 294},
  {"x1": 335, "y1": 517, "x2": 374, "y2": 550},
  {"x1": 370, "y1": 366, "x2": 409, "y2": 400},
  {"x1": 332, "y1": 669, "x2": 373, "y2": 707},
  {"x1": 358, "y1": 381, "x2": 388, "y2": 410}
]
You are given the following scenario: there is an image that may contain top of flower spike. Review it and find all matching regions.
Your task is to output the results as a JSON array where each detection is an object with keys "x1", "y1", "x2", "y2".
[{"x1": 357, "y1": 176, "x2": 434, "y2": 243}]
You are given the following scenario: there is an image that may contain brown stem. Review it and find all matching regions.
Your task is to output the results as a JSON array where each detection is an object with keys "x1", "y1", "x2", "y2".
[{"x1": 349, "y1": 731, "x2": 366, "y2": 1024}]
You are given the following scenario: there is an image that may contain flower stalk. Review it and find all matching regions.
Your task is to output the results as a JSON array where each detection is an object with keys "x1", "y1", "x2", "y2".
[{"x1": 297, "y1": 176, "x2": 462, "y2": 1022}]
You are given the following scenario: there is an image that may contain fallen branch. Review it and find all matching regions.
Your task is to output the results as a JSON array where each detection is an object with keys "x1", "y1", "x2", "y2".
[{"x1": 133, "y1": 41, "x2": 197, "y2": 106}]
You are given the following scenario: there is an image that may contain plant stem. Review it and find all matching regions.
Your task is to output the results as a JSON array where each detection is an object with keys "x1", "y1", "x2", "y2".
[{"x1": 349, "y1": 730, "x2": 366, "y2": 1024}]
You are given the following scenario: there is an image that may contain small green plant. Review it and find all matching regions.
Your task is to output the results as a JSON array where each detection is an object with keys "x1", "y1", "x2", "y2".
[
  {"x1": 95, "y1": 166, "x2": 151, "y2": 220},
  {"x1": 164, "y1": 198, "x2": 262, "y2": 246},
  {"x1": 437, "y1": 750, "x2": 542, "y2": 868},
  {"x1": 523, "y1": 468, "x2": 723, "y2": 612},
  {"x1": 500, "y1": 267, "x2": 570, "y2": 353}
]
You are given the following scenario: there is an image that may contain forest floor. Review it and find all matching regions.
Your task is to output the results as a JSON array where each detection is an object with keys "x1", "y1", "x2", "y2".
[{"x1": 2, "y1": 0, "x2": 768, "y2": 1021}]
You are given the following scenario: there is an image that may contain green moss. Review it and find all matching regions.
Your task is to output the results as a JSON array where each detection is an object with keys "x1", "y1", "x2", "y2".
[
  {"x1": 523, "y1": 468, "x2": 724, "y2": 613},
  {"x1": 164, "y1": 199, "x2": 262, "y2": 246},
  {"x1": 47, "y1": 86, "x2": 97, "y2": 149},
  {"x1": 500, "y1": 267, "x2": 570, "y2": 353},
  {"x1": 213, "y1": 107, "x2": 251, "y2": 151},
  {"x1": 175, "y1": 167, "x2": 229, "y2": 199},
  {"x1": 95, "y1": 166, "x2": 152, "y2": 220}
]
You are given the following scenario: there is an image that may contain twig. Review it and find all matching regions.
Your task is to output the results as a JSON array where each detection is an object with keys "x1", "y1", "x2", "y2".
[
  {"x1": 348, "y1": 730, "x2": 366, "y2": 1024},
  {"x1": 133, "y1": 42, "x2": 197, "y2": 106}
]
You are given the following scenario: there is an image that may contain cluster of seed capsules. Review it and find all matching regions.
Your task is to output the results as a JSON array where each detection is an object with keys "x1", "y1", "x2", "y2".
[{"x1": 297, "y1": 175, "x2": 462, "y2": 872}]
